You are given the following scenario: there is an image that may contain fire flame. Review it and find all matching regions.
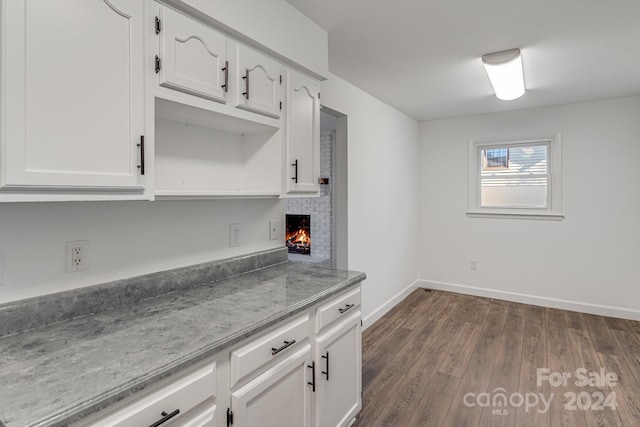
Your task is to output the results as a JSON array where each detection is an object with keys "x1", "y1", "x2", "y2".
[{"x1": 287, "y1": 229, "x2": 310, "y2": 245}]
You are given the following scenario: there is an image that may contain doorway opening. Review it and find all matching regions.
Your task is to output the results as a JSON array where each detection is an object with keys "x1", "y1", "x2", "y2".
[{"x1": 285, "y1": 108, "x2": 348, "y2": 269}]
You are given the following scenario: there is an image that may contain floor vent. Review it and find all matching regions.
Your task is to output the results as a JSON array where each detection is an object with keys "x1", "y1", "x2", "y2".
[{"x1": 424, "y1": 289, "x2": 432, "y2": 292}]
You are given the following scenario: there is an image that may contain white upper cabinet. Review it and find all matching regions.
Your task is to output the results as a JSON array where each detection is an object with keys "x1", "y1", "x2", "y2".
[
  {"x1": 165, "y1": 0, "x2": 329, "y2": 80},
  {"x1": 286, "y1": 70, "x2": 320, "y2": 195},
  {"x1": 0, "y1": 0, "x2": 145, "y2": 193},
  {"x1": 156, "y1": 5, "x2": 228, "y2": 103},
  {"x1": 234, "y1": 44, "x2": 284, "y2": 119}
]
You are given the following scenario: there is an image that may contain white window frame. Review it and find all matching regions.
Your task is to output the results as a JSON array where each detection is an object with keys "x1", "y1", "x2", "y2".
[{"x1": 467, "y1": 133, "x2": 563, "y2": 220}]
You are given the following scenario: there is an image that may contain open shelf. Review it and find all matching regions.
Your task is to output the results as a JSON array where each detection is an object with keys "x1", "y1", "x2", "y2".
[
  {"x1": 154, "y1": 190, "x2": 281, "y2": 200},
  {"x1": 155, "y1": 97, "x2": 279, "y2": 134},
  {"x1": 154, "y1": 98, "x2": 283, "y2": 198}
]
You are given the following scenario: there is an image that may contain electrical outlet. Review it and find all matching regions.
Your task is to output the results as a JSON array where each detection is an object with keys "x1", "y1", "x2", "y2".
[
  {"x1": 269, "y1": 219, "x2": 281, "y2": 240},
  {"x1": 66, "y1": 240, "x2": 89, "y2": 272},
  {"x1": 0, "y1": 250, "x2": 4, "y2": 286},
  {"x1": 470, "y1": 259, "x2": 478, "y2": 271},
  {"x1": 229, "y1": 224, "x2": 241, "y2": 247}
]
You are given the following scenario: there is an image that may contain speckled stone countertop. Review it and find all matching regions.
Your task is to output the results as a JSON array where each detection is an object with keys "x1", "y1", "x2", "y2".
[{"x1": 0, "y1": 255, "x2": 365, "y2": 427}]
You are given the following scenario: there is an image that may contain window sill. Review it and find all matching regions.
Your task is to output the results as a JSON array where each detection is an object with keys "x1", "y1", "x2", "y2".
[{"x1": 466, "y1": 210, "x2": 565, "y2": 221}]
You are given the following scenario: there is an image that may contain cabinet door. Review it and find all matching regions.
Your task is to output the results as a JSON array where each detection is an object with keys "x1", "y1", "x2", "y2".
[
  {"x1": 231, "y1": 345, "x2": 312, "y2": 427},
  {"x1": 1, "y1": 0, "x2": 145, "y2": 190},
  {"x1": 315, "y1": 313, "x2": 362, "y2": 427},
  {"x1": 234, "y1": 45, "x2": 283, "y2": 119},
  {"x1": 157, "y1": 6, "x2": 228, "y2": 103},
  {"x1": 286, "y1": 71, "x2": 320, "y2": 195}
]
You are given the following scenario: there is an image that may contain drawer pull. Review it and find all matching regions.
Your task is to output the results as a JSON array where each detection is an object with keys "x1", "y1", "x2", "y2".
[
  {"x1": 308, "y1": 361, "x2": 316, "y2": 392},
  {"x1": 137, "y1": 135, "x2": 145, "y2": 175},
  {"x1": 271, "y1": 339, "x2": 296, "y2": 355},
  {"x1": 339, "y1": 303, "x2": 355, "y2": 314},
  {"x1": 149, "y1": 409, "x2": 180, "y2": 427},
  {"x1": 242, "y1": 68, "x2": 250, "y2": 99},
  {"x1": 322, "y1": 351, "x2": 330, "y2": 380},
  {"x1": 291, "y1": 159, "x2": 299, "y2": 183},
  {"x1": 221, "y1": 60, "x2": 229, "y2": 92}
]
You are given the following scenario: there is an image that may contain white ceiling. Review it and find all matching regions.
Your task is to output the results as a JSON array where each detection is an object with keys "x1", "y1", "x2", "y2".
[{"x1": 286, "y1": 0, "x2": 640, "y2": 121}]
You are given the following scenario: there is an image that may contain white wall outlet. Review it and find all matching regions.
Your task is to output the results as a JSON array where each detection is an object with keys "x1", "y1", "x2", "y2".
[
  {"x1": 66, "y1": 240, "x2": 89, "y2": 272},
  {"x1": 0, "y1": 250, "x2": 4, "y2": 286},
  {"x1": 269, "y1": 219, "x2": 281, "y2": 240},
  {"x1": 229, "y1": 224, "x2": 241, "y2": 247},
  {"x1": 470, "y1": 259, "x2": 478, "y2": 271}
]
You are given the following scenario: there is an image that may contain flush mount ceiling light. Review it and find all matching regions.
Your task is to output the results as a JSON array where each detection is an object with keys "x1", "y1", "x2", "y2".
[{"x1": 482, "y1": 48, "x2": 525, "y2": 101}]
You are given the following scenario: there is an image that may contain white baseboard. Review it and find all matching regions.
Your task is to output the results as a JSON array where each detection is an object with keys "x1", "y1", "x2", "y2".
[
  {"x1": 418, "y1": 279, "x2": 640, "y2": 321},
  {"x1": 362, "y1": 280, "x2": 419, "y2": 330}
]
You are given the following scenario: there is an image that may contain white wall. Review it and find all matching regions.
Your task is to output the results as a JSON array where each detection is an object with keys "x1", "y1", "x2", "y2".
[
  {"x1": 321, "y1": 73, "x2": 420, "y2": 326},
  {"x1": 0, "y1": 199, "x2": 283, "y2": 303},
  {"x1": 418, "y1": 96, "x2": 640, "y2": 319}
]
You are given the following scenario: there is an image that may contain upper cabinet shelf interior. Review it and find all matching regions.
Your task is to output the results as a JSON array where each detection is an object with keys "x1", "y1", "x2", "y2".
[{"x1": 153, "y1": 99, "x2": 282, "y2": 199}]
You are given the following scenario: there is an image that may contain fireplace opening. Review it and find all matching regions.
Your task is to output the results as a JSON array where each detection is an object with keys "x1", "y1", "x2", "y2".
[{"x1": 286, "y1": 214, "x2": 311, "y2": 255}]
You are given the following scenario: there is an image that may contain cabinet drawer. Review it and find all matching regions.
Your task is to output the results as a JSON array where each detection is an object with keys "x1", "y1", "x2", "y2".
[
  {"x1": 316, "y1": 287, "x2": 361, "y2": 333},
  {"x1": 88, "y1": 363, "x2": 216, "y2": 427},
  {"x1": 230, "y1": 314, "x2": 309, "y2": 388}
]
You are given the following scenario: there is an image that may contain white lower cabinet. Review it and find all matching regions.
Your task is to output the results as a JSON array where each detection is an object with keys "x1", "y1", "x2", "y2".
[
  {"x1": 226, "y1": 287, "x2": 362, "y2": 427},
  {"x1": 315, "y1": 313, "x2": 362, "y2": 427},
  {"x1": 79, "y1": 285, "x2": 362, "y2": 427},
  {"x1": 230, "y1": 345, "x2": 313, "y2": 427}
]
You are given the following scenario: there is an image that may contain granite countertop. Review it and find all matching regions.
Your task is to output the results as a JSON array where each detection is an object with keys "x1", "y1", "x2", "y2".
[{"x1": 0, "y1": 261, "x2": 365, "y2": 427}]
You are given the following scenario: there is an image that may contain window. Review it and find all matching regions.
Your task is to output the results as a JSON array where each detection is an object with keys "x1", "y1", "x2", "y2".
[{"x1": 468, "y1": 135, "x2": 563, "y2": 219}]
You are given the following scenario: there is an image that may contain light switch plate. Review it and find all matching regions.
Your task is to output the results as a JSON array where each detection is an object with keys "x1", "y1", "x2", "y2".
[
  {"x1": 269, "y1": 219, "x2": 281, "y2": 240},
  {"x1": 229, "y1": 224, "x2": 241, "y2": 247}
]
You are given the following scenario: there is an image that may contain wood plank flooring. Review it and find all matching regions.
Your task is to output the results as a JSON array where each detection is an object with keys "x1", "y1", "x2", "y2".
[{"x1": 353, "y1": 289, "x2": 640, "y2": 427}]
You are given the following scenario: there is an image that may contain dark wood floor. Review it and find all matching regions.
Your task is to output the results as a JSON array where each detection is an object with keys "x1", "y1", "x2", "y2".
[{"x1": 353, "y1": 289, "x2": 640, "y2": 427}]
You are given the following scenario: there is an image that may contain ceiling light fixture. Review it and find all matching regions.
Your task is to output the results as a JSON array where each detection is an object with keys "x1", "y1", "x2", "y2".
[{"x1": 482, "y1": 48, "x2": 525, "y2": 101}]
